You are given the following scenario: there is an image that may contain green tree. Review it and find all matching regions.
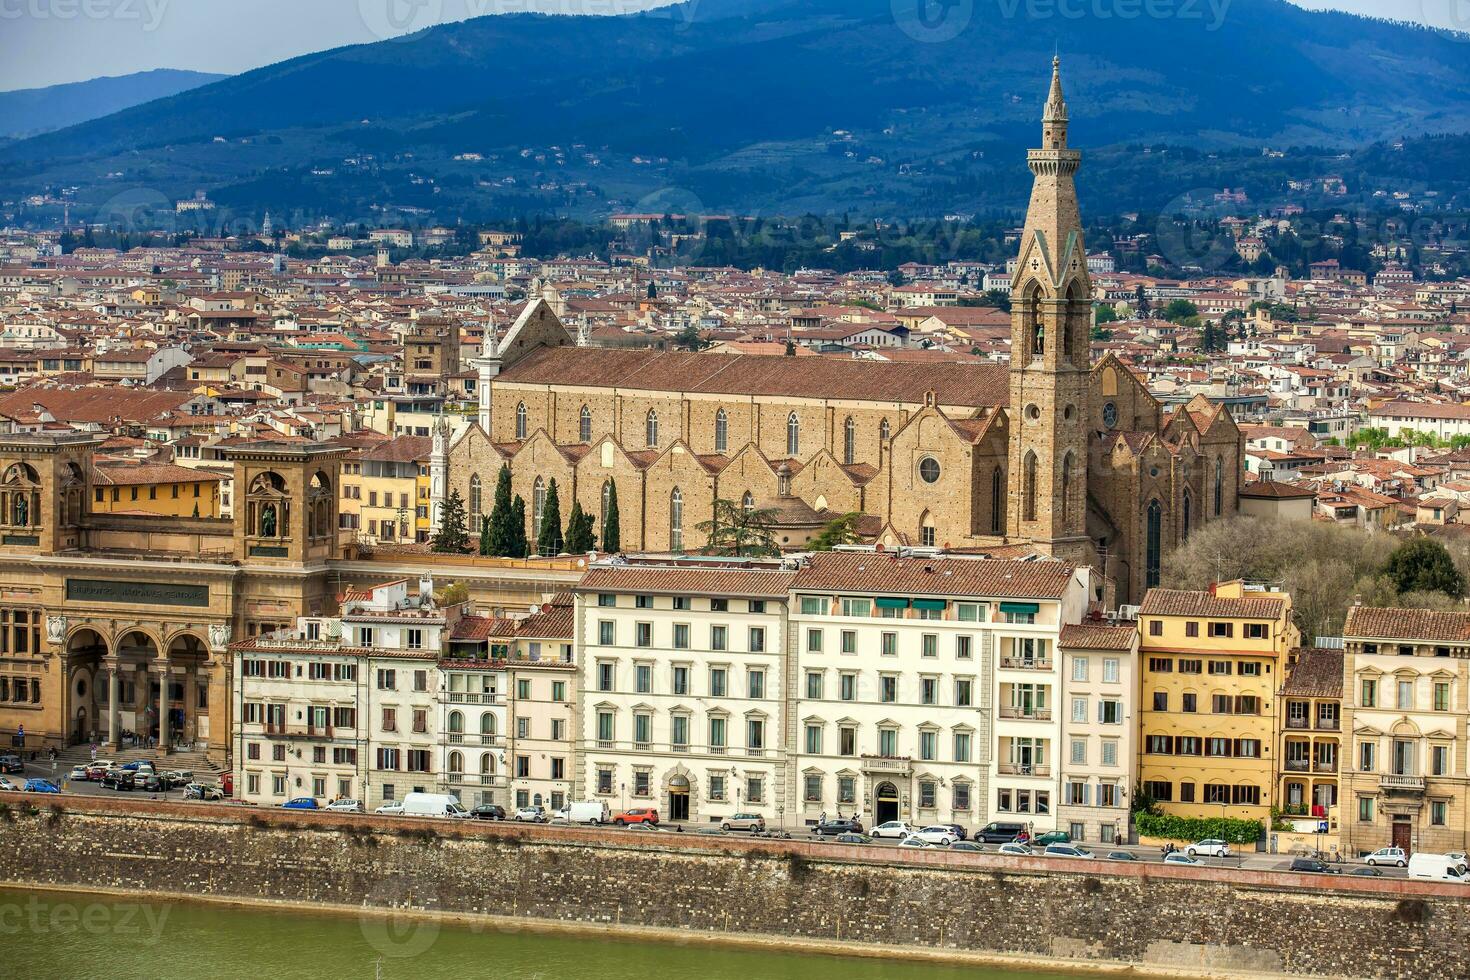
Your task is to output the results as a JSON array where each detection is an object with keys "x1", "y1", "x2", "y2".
[
  {"x1": 1134, "y1": 284, "x2": 1150, "y2": 318},
  {"x1": 1385, "y1": 537, "x2": 1465, "y2": 598},
  {"x1": 432, "y1": 489, "x2": 470, "y2": 554},
  {"x1": 1094, "y1": 304, "x2": 1119, "y2": 325},
  {"x1": 985, "y1": 289, "x2": 1012, "y2": 313},
  {"x1": 478, "y1": 515, "x2": 490, "y2": 556},
  {"x1": 537, "y1": 479, "x2": 565, "y2": 556},
  {"x1": 509, "y1": 496, "x2": 528, "y2": 558},
  {"x1": 809, "y1": 512, "x2": 864, "y2": 550},
  {"x1": 784, "y1": 339, "x2": 797, "y2": 356},
  {"x1": 1162, "y1": 299, "x2": 1200, "y2": 323},
  {"x1": 488, "y1": 465, "x2": 515, "y2": 557},
  {"x1": 696, "y1": 499, "x2": 780, "y2": 557},
  {"x1": 674, "y1": 323, "x2": 707, "y2": 351},
  {"x1": 603, "y1": 480, "x2": 622, "y2": 553},
  {"x1": 565, "y1": 499, "x2": 597, "y2": 553}
]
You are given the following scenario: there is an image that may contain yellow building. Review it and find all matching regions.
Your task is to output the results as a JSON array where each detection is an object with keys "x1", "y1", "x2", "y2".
[
  {"x1": 1277, "y1": 647, "x2": 1343, "y2": 831},
  {"x1": 343, "y1": 435, "x2": 431, "y2": 544},
  {"x1": 91, "y1": 459, "x2": 223, "y2": 518},
  {"x1": 1137, "y1": 581, "x2": 1300, "y2": 822}
]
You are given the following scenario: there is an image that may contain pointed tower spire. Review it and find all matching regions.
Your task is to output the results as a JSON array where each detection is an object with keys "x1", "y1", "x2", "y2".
[{"x1": 1043, "y1": 55, "x2": 1068, "y2": 149}]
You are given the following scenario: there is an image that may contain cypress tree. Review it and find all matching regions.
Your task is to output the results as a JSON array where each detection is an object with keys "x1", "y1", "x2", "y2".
[
  {"x1": 537, "y1": 479, "x2": 565, "y2": 556},
  {"x1": 509, "y1": 496, "x2": 528, "y2": 558},
  {"x1": 565, "y1": 499, "x2": 592, "y2": 553},
  {"x1": 603, "y1": 480, "x2": 622, "y2": 553},
  {"x1": 478, "y1": 514, "x2": 490, "y2": 556},
  {"x1": 488, "y1": 465, "x2": 514, "y2": 556},
  {"x1": 432, "y1": 489, "x2": 469, "y2": 553}
]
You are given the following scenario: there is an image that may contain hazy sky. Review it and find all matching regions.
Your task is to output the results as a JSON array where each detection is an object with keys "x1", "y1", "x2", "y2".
[{"x1": 0, "y1": 0, "x2": 1458, "y2": 93}]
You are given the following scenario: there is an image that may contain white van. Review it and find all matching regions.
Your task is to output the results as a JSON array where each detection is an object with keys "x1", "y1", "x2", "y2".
[
  {"x1": 1407, "y1": 852, "x2": 1470, "y2": 883},
  {"x1": 399, "y1": 792, "x2": 470, "y2": 819},
  {"x1": 566, "y1": 801, "x2": 610, "y2": 825}
]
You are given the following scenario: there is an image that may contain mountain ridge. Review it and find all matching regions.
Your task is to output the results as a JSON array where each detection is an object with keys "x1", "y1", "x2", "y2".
[{"x1": 0, "y1": 69, "x2": 227, "y2": 140}]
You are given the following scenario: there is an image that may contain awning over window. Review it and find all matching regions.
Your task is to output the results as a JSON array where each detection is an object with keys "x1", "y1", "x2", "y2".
[
  {"x1": 1000, "y1": 601, "x2": 1040, "y2": 615},
  {"x1": 874, "y1": 597, "x2": 909, "y2": 609},
  {"x1": 911, "y1": 598, "x2": 947, "y2": 611}
]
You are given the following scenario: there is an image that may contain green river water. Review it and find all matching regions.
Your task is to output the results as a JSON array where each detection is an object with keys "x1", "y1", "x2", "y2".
[{"x1": 0, "y1": 887, "x2": 1086, "y2": 980}]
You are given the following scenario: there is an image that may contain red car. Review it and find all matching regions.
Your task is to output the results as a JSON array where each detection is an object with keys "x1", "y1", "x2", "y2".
[
  {"x1": 84, "y1": 763, "x2": 111, "y2": 781},
  {"x1": 612, "y1": 807, "x2": 659, "y2": 826}
]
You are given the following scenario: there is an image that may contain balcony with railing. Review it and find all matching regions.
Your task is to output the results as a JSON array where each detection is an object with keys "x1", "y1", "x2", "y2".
[
  {"x1": 1285, "y1": 758, "x2": 1310, "y2": 772},
  {"x1": 445, "y1": 692, "x2": 503, "y2": 705},
  {"x1": 1313, "y1": 759, "x2": 1338, "y2": 773},
  {"x1": 1380, "y1": 773, "x2": 1425, "y2": 793},
  {"x1": 999, "y1": 706, "x2": 1053, "y2": 721},
  {"x1": 262, "y1": 723, "x2": 336, "y2": 740},
  {"x1": 445, "y1": 733, "x2": 503, "y2": 747},
  {"x1": 999, "y1": 656, "x2": 1053, "y2": 671},
  {"x1": 998, "y1": 762, "x2": 1052, "y2": 777},
  {"x1": 1286, "y1": 717, "x2": 1310, "y2": 730},
  {"x1": 860, "y1": 754, "x2": 913, "y2": 776}
]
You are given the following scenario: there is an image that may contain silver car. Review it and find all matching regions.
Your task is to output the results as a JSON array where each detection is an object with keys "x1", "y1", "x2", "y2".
[{"x1": 721, "y1": 812, "x2": 766, "y2": 832}]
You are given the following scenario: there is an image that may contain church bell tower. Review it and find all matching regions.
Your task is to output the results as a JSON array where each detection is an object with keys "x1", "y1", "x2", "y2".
[{"x1": 1007, "y1": 57, "x2": 1093, "y2": 564}]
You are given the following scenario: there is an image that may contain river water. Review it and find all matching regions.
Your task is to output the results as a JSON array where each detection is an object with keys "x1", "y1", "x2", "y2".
[{"x1": 0, "y1": 886, "x2": 1086, "y2": 980}]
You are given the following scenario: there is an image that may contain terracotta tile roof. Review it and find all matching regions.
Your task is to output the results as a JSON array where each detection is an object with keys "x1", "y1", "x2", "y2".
[
  {"x1": 1059, "y1": 624, "x2": 1137, "y2": 651},
  {"x1": 1139, "y1": 589, "x2": 1286, "y2": 620},
  {"x1": 793, "y1": 551, "x2": 1075, "y2": 600},
  {"x1": 1343, "y1": 605, "x2": 1470, "y2": 643},
  {"x1": 0, "y1": 386, "x2": 192, "y2": 425},
  {"x1": 92, "y1": 460, "x2": 223, "y2": 486},
  {"x1": 497, "y1": 347, "x2": 1009, "y2": 408},
  {"x1": 361, "y1": 435, "x2": 432, "y2": 463},
  {"x1": 516, "y1": 601, "x2": 574, "y2": 640},
  {"x1": 579, "y1": 562, "x2": 798, "y2": 599},
  {"x1": 1238, "y1": 480, "x2": 1317, "y2": 499},
  {"x1": 1281, "y1": 648, "x2": 1343, "y2": 698}
]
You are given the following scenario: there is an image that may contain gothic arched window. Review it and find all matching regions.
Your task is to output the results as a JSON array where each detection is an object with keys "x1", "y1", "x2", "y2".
[
  {"x1": 532, "y1": 477, "x2": 546, "y2": 541},
  {"x1": 919, "y1": 511, "x2": 936, "y2": 548},
  {"x1": 515, "y1": 402, "x2": 528, "y2": 441},
  {"x1": 579, "y1": 405, "x2": 592, "y2": 443},
  {"x1": 787, "y1": 412, "x2": 800, "y2": 456},
  {"x1": 1214, "y1": 456, "x2": 1224, "y2": 517},
  {"x1": 646, "y1": 410, "x2": 659, "y2": 449},
  {"x1": 1182, "y1": 490, "x2": 1192, "y2": 542},
  {"x1": 1022, "y1": 452, "x2": 1038, "y2": 523},
  {"x1": 714, "y1": 409, "x2": 728, "y2": 453},
  {"x1": 879, "y1": 418, "x2": 891, "y2": 443},
  {"x1": 991, "y1": 465, "x2": 1005, "y2": 535},
  {"x1": 468, "y1": 474, "x2": 482, "y2": 526},
  {"x1": 1146, "y1": 499, "x2": 1163, "y2": 589},
  {"x1": 843, "y1": 416, "x2": 856, "y2": 465},
  {"x1": 742, "y1": 491, "x2": 754, "y2": 513},
  {"x1": 1061, "y1": 452, "x2": 1075, "y2": 524},
  {"x1": 601, "y1": 480, "x2": 613, "y2": 531},
  {"x1": 670, "y1": 487, "x2": 684, "y2": 551}
]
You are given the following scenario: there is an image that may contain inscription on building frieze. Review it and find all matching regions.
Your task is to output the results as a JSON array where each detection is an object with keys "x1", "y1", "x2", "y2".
[{"x1": 65, "y1": 579, "x2": 209, "y2": 608}]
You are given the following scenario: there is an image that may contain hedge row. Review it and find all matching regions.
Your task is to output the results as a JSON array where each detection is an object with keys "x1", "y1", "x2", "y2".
[{"x1": 1134, "y1": 812, "x2": 1262, "y2": 845}]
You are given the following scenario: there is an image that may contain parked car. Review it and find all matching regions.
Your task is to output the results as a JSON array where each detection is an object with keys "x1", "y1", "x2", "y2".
[
  {"x1": 949, "y1": 841, "x2": 984, "y2": 852},
  {"x1": 1163, "y1": 852, "x2": 1201, "y2": 866},
  {"x1": 976, "y1": 822, "x2": 1028, "y2": 844},
  {"x1": 1044, "y1": 843, "x2": 1095, "y2": 859},
  {"x1": 164, "y1": 770, "x2": 194, "y2": 789},
  {"x1": 566, "y1": 801, "x2": 610, "y2": 825},
  {"x1": 0, "y1": 755, "x2": 23, "y2": 774},
  {"x1": 910, "y1": 825, "x2": 959, "y2": 846},
  {"x1": 1107, "y1": 850, "x2": 1139, "y2": 861},
  {"x1": 935, "y1": 823, "x2": 968, "y2": 841},
  {"x1": 0, "y1": 776, "x2": 16, "y2": 791},
  {"x1": 1408, "y1": 852, "x2": 1470, "y2": 883},
  {"x1": 811, "y1": 817, "x2": 863, "y2": 836},
  {"x1": 721, "y1": 812, "x2": 766, "y2": 832},
  {"x1": 513, "y1": 805, "x2": 546, "y2": 823},
  {"x1": 183, "y1": 782, "x2": 223, "y2": 801},
  {"x1": 101, "y1": 771, "x2": 134, "y2": 791},
  {"x1": 374, "y1": 802, "x2": 405, "y2": 815},
  {"x1": 402, "y1": 793, "x2": 470, "y2": 819},
  {"x1": 870, "y1": 820, "x2": 915, "y2": 840},
  {"x1": 139, "y1": 774, "x2": 165, "y2": 792},
  {"x1": 627, "y1": 822, "x2": 665, "y2": 832},
  {"x1": 898, "y1": 836, "x2": 932, "y2": 848},
  {"x1": 1364, "y1": 846, "x2": 1407, "y2": 868},
  {"x1": 1187, "y1": 839, "x2": 1231, "y2": 858},
  {"x1": 84, "y1": 763, "x2": 111, "y2": 781},
  {"x1": 68, "y1": 765, "x2": 89, "y2": 781},
  {"x1": 1289, "y1": 857, "x2": 1339, "y2": 874},
  {"x1": 1033, "y1": 831, "x2": 1071, "y2": 846},
  {"x1": 1349, "y1": 867, "x2": 1384, "y2": 877},
  {"x1": 325, "y1": 799, "x2": 363, "y2": 813},
  {"x1": 24, "y1": 779, "x2": 60, "y2": 793},
  {"x1": 834, "y1": 833, "x2": 874, "y2": 845},
  {"x1": 470, "y1": 804, "x2": 506, "y2": 821},
  {"x1": 282, "y1": 797, "x2": 319, "y2": 810},
  {"x1": 611, "y1": 807, "x2": 659, "y2": 826},
  {"x1": 1446, "y1": 851, "x2": 1469, "y2": 875},
  {"x1": 997, "y1": 842, "x2": 1033, "y2": 857}
]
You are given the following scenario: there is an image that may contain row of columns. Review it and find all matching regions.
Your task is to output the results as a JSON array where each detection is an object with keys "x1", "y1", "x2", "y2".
[{"x1": 100, "y1": 657, "x2": 206, "y2": 752}]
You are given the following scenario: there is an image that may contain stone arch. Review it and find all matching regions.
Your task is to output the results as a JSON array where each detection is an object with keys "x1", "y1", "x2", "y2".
[
  {"x1": 0, "y1": 461, "x2": 41, "y2": 529},
  {"x1": 246, "y1": 471, "x2": 289, "y2": 539},
  {"x1": 307, "y1": 470, "x2": 332, "y2": 539}
]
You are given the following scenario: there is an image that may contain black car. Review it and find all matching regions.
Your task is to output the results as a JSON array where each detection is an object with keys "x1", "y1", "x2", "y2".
[
  {"x1": 470, "y1": 804, "x2": 506, "y2": 821},
  {"x1": 0, "y1": 755, "x2": 21, "y2": 774},
  {"x1": 1349, "y1": 866, "x2": 1383, "y2": 877},
  {"x1": 140, "y1": 774, "x2": 165, "y2": 792},
  {"x1": 949, "y1": 841, "x2": 984, "y2": 852},
  {"x1": 102, "y1": 771, "x2": 135, "y2": 791},
  {"x1": 1107, "y1": 851, "x2": 1139, "y2": 862},
  {"x1": 976, "y1": 821, "x2": 1028, "y2": 844},
  {"x1": 1289, "y1": 858, "x2": 1340, "y2": 874},
  {"x1": 811, "y1": 818, "x2": 864, "y2": 836}
]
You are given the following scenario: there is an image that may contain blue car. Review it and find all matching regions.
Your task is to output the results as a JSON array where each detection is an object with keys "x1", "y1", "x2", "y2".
[
  {"x1": 281, "y1": 797, "x2": 319, "y2": 810},
  {"x1": 23, "y1": 778, "x2": 60, "y2": 794}
]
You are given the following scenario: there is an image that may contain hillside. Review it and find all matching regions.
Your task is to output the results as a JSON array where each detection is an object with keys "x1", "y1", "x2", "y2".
[
  {"x1": 3, "y1": 0, "x2": 1469, "y2": 221},
  {"x1": 0, "y1": 69, "x2": 227, "y2": 140}
]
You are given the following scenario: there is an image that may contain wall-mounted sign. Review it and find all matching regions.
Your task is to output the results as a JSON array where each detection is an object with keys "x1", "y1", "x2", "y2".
[{"x1": 66, "y1": 579, "x2": 209, "y2": 608}]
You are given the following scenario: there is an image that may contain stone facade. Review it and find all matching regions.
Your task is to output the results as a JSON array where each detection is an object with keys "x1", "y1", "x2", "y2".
[
  {"x1": 2, "y1": 797, "x2": 1468, "y2": 980},
  {"x1": 443, "y1": 61, "x2": 1244, "y2": 603}
]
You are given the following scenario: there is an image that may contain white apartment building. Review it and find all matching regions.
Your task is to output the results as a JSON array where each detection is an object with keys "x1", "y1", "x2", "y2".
[
  {"x1": 505, "y1": 600, "x2": 577, "y2": 812},
  {"x1": 788, "y1": 551, "x2": 1089, "y2": 832},
  {"x1": 575, "y1": 558, "x2": 796, "y2": 825},
  {"x1": 1056, "y1": 623, "x2": 1139, "y2": 845}
]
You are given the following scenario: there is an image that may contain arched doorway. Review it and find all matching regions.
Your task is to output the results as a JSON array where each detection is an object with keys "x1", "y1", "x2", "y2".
[
  {"x1": 165, "y1": 632, "x2": 209, "y2": 749},
  {"x1": 116, "y1": 630, "x2": 160, "y2": 745},
  {"x1": 668, "y1": 774, "x2": 691, "y2": 822},
  {"x1": 65, "y1": 628, "x2": 108, "y2": 746},
  {"x1": 875, "y1": 781, "x2": 900, "y2": 825}
]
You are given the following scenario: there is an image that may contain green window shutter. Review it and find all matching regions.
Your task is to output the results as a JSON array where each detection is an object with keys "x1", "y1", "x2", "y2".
[
  {"x1": 874, "y1": 597, "x2": 909, "y2": 610},
  {"x1": 1000, "y1": 601, "x2": 1040, "y2": 615},
  {"x1": 911, "y1": 598, "x2": 946, "y2": 611}
]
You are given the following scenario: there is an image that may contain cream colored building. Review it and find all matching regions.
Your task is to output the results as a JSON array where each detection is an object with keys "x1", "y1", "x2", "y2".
[
  {"x1": 1057, "y1": 623, "x2": 1139, "y2": 845},
  {"x1": 1341, "y1": 606, "x2": 1470, "y2": 856},
  {"x1": 574, "y1": 558, "x2": 794, "y2": 825}
]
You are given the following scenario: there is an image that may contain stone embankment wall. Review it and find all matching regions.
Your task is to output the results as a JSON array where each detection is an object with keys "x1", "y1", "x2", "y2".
[{"x1": 0, "y1": 793, "x2": 1466, "y2": 979}]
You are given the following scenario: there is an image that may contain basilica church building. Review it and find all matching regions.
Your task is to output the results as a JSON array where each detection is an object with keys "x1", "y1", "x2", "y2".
[{"x1": 441, "y1": 60, "x2": 1244, "y2": 603}]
